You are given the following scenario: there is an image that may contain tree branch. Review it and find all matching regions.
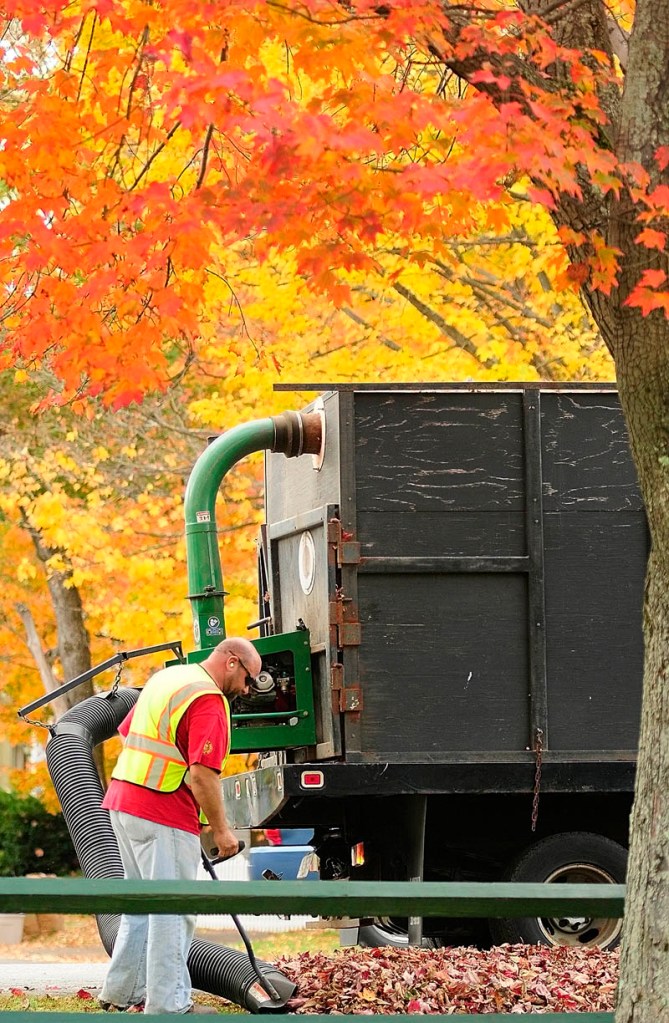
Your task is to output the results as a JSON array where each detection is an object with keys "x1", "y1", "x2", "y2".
[
  {"x1": 393, "y1": 280, "x2": 489, "y2": 364},
  {"x1": 196, "y1": 123, "x2": 215, "y2": 189},
  {"x1": 75, "y1": 11, "x2": 97, "y2": 103},
  {"x1": 129, "y1": 121, "x2": 182, "y2": 190},
  {"x1": 15, "y1": 602, "x2": 73, "y2": 718},
  {"x1": 124, "y1": 25, "x2": 150, "y2": 119},
  {"x1": 606, "y1": 14, "x2": 629, "y2": 71},
  {"x1": 340, "y1": 305, "x2": 402, "y2": 350}
]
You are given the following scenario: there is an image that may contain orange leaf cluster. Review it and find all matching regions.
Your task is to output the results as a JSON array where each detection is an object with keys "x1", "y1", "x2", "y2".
[
  {"x1": 0, "y1": 0, "x2": 654, "y2": 403},
  {"x1": 0, "y1": 3, "x2": 632, "y2": 791}
]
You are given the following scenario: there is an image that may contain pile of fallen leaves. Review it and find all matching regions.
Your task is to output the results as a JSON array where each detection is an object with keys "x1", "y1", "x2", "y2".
[{"x1": 277, "y1": 944, "x2": 618, "y2": 1014}]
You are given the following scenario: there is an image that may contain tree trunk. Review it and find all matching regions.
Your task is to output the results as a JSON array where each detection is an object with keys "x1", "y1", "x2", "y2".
[
  {"x1": 611, "y1": 342, "x2": 669, "y2": 1022},
  {"x1": 15, "y1": 602, "x2": 75, "y2": 720},
  {"x1": 605, "y1": 6, "x2": 669, "y2": 1014},
  {"x1": 615, "y1": 543, "x2": 669, "y2": 1021},
  {"x1": 26, "y1": 525, "x2": 107, "y2": 785},
  {"x1": 43, "y1": 565, "x2": 93, "y2": 689}
]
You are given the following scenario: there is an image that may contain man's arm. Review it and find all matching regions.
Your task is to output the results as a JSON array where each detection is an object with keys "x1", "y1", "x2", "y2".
[{"x1": 189, "y1": 763, "x2": 239, "y2": 859}]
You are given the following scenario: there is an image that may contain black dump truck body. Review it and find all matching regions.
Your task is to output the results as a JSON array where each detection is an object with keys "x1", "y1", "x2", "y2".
[{"x1": 223, "y1": 384, "x2": 645, "y2": 948}]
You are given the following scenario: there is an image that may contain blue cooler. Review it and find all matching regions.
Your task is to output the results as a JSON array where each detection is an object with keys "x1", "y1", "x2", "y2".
[{"x1": 248, "y1": 829, "x2": 319, "y2": 880}]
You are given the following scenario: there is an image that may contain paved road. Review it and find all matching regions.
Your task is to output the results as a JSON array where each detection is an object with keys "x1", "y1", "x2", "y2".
[
  {"x1": 0, "y1": 961, "x2": 108, "y2": 994},
  {"x1": 0, "y1": 961, "x2": 219, "y2": 997}
]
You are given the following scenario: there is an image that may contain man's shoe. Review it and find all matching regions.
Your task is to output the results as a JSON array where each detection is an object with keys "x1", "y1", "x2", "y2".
[
  {"x1": 99, "y1": 1000, "x2": 145, "y2": 1013},
  {"x1": 186, "y1": 1006, "x2": 218, "y2": 1014}
]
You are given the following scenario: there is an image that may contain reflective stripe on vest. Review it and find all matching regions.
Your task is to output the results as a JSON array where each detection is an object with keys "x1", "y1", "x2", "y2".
[{"x1": 112, "y1": 663, "x2": 231, "y2": 792}]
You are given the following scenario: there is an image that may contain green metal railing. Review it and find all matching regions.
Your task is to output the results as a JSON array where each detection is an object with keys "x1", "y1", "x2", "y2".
[{"x1": 0, "y1": 878, "x2": 622, "y2": 1021}]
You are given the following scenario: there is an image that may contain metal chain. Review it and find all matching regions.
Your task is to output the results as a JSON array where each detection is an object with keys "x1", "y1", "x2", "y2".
[
  {"x1": 20, "y1": 664, "x2": 126, "y2": 729},
  {"x1": 531, "y1": 727, "x2": 543, "y2": 832},
  {"x1": 109, "y1": 662, "x2": 124, "y2": 697},
  {"x1": 18, "y1": 712, "x2": 52, "y2": 732}
]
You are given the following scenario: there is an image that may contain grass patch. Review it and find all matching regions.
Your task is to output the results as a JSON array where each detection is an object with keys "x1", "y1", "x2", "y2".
[{"x1": 0, "y1": 992, "x2": 243, "y2": 1013}]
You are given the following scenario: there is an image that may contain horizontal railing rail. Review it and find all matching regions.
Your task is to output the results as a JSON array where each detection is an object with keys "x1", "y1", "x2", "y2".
[
  {"x1": 0, "y1": 877, "x2": 625, "y2": 917},
  {"x1": 0, "y1": 878, "x2": 622, "y2": 1021}
]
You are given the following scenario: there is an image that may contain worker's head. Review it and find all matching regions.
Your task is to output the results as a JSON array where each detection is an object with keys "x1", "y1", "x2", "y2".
[{"x1": 202, "y1": 638, "x2": 262, "y2": 698}]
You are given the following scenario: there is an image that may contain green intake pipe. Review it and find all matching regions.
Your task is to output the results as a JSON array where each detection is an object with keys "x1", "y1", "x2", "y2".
[{"x1": 184, "y1": 411, "x2": 323, "y2": 649}]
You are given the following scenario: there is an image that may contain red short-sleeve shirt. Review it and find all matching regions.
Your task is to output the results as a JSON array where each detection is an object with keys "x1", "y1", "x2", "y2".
[{"x1": 102, "y1": 693, "x2": 228, "y2": 834}]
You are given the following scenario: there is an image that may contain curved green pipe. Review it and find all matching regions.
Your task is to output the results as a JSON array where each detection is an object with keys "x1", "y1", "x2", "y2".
[{"x1": 184, "y1": 418, "x2": 275, "y2": 649}]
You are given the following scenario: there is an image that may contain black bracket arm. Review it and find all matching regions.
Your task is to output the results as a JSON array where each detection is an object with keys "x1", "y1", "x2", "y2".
[{"x1": 17, "y1": 640, "x2": 185, "y2": 720}]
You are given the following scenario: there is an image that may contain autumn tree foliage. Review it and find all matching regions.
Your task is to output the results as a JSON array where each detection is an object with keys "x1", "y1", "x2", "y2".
[
  {"x1": 0, "y1": 0, "x2": 625, "y2": 405},
  {"x1": 1, "y1": 0, "x2": 668, "y2": 1017},
  {"x1": 0, "y1": 373, "x2": 268, "y2": 798}
]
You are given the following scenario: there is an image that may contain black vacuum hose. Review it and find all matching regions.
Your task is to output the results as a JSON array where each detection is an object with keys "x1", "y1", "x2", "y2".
[{"x1": 46, "y1": 688, "x2": 295, "y2": 1012}]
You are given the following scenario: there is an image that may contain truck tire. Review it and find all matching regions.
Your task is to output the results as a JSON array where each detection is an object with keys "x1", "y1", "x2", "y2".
[
  {"x1": 357, "y1": 920, "x2": 438, "y2": 948},
  {"x1": 489, "y1": 831, "x2": 626, "y2": 950}
]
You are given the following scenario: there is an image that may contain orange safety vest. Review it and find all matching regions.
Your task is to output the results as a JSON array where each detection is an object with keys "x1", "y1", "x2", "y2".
[{"x1": 112, "y1": 663, "x2": 231, "y2": 792}]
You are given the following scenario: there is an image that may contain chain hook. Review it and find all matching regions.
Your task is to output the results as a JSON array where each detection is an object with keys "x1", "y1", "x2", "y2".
[{"x1": 531, "y1": 727, "x2": 543, "y2": 832}]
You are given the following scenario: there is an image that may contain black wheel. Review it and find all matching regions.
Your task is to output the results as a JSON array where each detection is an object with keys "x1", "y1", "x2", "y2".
[
  {"x1": 490, "y1": 831, "x2": 626, "y2": 950},
  {"x1": 357, "y1": 919, "x2": 438, "y2": 948}
]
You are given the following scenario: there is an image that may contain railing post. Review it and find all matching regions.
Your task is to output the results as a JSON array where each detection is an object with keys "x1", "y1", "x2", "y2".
[{"x1": 407, "y1": 794, "x2": 428, "y2": 947}]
